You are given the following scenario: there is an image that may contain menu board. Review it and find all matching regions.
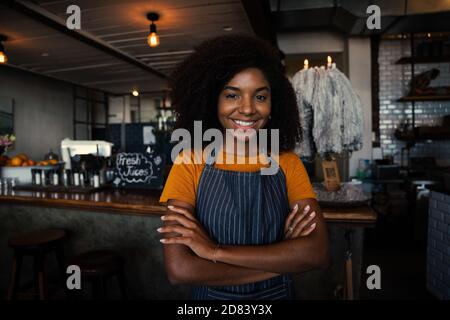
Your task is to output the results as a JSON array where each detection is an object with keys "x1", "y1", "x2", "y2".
[{"x1": 113, "y1": 152, "x2": 164, "y2": 189}]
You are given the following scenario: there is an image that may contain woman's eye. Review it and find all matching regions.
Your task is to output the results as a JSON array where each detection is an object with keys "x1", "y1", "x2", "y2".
[
  {"x1": 225, "y1": 93, "x2": 238, "y2": 99},
  {"x1": 256, "y1": 95, "x2": 267, "y2": 102}
]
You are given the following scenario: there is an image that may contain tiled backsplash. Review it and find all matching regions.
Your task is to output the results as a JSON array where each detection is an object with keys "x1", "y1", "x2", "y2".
[{"x1": 378, "y1": 39, "x2": 450, "y2": 166}]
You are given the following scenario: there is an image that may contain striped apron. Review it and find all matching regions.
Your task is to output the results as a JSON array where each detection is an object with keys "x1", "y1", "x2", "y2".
[{"x1": 191, "y1": 153, "x2": 294, "y2": 300}]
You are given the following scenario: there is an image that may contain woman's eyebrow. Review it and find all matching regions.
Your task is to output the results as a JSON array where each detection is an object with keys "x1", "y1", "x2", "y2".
[
  {"x1": 255, "y1": 86, "x2": 270, "y2": 93},
  {"x1": 223, "y1": 85, "x2": 240, "y2": 91},
  {"x1": 223, "y1": 86, "x2": 270, "y2": 92}
]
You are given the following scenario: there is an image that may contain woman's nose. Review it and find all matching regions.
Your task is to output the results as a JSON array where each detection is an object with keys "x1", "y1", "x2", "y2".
[{"x1": 238, "y1": 96, "x2": 255, "y2": 115}]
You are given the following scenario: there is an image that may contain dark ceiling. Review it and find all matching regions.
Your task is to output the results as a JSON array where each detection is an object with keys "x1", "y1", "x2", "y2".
[{"x1": 270, "y1": 0, "x2": 450, "y2": 35}]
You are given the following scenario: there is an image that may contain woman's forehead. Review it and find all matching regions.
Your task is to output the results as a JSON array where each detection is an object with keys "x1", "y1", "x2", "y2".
[{"x1": 225, "y1": 68, "x2": 270, "y2": 88}]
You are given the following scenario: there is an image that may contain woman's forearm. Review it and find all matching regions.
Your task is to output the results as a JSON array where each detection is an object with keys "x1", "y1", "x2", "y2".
[
  {"x1": 214, "y1": 234, "x2": 329, "y2": 274},
  {"x1": 214, "y1": 200, "x2": 330, "y2": 274},
  {"x1": 164, "y1": 246, "x2": 279, "y2": 286}
]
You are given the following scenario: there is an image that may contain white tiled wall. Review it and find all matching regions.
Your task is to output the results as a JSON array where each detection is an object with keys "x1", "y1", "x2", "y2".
[{"x1": 378, "y1": 39, "x2": 450, "y2": 166}]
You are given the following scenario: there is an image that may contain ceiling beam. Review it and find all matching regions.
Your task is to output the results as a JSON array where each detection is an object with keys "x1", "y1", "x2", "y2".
[
  {"x1": 4, "y1": 0, "x2": 167, "y2": 80},
  {"x1": 241, "y1": 0, "x2": 278, "y2": 47}
]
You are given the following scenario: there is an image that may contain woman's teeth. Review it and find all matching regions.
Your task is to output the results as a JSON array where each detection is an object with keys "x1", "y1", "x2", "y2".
[{"x1": 233, "y1": 120, "x2": 256, "y2": 126}]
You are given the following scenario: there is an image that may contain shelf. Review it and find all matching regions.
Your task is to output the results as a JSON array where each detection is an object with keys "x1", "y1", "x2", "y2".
[
  {"x1": 396, "y1": 56, "x2": 450, "y2": 64},
  {"x1": 397, "y1": 95, "x2": 450, "y2": 102},
  {"x1": 395, "y1": 126, "x2": 450, "y2": 141}
]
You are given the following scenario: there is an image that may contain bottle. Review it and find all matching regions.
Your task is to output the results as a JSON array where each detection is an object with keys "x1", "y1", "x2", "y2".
[
  {"x1": 93, "y1": 171, "x2": 100, "y2": 188},
  {"x1": 34, "y1": 169, "x2": 42, "y2": 186},
  {"x1": 89, "y1": 170, "x2": 95, "y2": 187},
  {"x1": 63, "y1": 170, "x2": 70, "y2": 187},
  {"x1": 52, "y1": 170, "x2": 59, "y2": 186},
  {"x1": 41, "y1": 170, "x2": 47, "y2": 186},
  {"x1": 73, "y1": 170, "x2": 80, "y2": 187},
  {"x1": 79, "y1": 171, "x2": 85, "y2": 187}
]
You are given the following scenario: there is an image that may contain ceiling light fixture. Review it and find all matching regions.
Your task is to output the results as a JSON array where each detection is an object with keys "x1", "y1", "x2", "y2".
[
  {"x1": 223, "y1": 26, "x2": 233, "y2": 32},
  {"x1": 0, "y1": 35, "x2": 8, "y2": 64},
  {"x1": 132, "y1": 90, "x2": 139, "y2": 97},
  {"x1": 147, "y1": 12, "x2": 160, "y2": 48}
]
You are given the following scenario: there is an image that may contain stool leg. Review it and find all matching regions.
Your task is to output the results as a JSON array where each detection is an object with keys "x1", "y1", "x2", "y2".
[
  {"x1": 117, "y1": 270, "x2": 127, "y2": 300},
  {"x1": 34, "y1": 253, "x2": 48, "y2": 300},
  {"x1": 55, "y1": 244, "x2": 69, "y2": 299},
  {"x1": 7, "y1": 252, "x2": 23, "y2": 300},
  {"x1": 92, "y1": 277, "x2": 106, "y2": 300},
  {"x1": 345, "y1": 254, "x2": 354, "y2": 300}
]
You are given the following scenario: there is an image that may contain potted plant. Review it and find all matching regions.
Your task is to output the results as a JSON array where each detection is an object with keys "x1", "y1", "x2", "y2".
[{"x1": 0, "y1": 134, "x2": 15, "y2": 156}]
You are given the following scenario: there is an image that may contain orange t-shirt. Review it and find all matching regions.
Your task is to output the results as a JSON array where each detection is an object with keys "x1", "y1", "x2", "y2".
[{"x1": 159, "y1": 149, "x2": 316, "y2": 207}]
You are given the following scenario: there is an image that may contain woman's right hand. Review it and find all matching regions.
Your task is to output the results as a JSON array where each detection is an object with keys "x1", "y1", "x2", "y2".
[{"x1": 284, "y1": 203, "x2": 316, "y2": 239}]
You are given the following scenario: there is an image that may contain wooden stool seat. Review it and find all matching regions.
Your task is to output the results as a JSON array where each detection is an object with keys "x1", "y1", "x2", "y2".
[
  {"x1": 8, "y1": 229, "x2": 66, "y2": 249},
  {"x1": 67, "y1": 249, "x2": 127, "y2": 299},
  {"x1": 7, "y1": 229, "x2": 67, "y2": 300},
  {"x1": 68, "y1": 250, "x2": 124, "y2": 276}
]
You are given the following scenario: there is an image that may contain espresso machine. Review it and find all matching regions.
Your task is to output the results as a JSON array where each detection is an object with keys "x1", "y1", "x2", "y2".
[{"x1": 61, "y1": 138, "x2": 113, "y2": 171}]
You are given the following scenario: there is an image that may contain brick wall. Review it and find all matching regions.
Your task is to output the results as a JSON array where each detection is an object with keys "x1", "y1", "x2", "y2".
[
  {"x1": 427, "y1": 191, "x2": 450, "y2": 299},
  {"x1": 378, "y1": 39, "x2": 450, "y2": 166}
]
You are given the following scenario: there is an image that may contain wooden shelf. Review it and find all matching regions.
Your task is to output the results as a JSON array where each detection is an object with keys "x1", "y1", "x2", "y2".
[
  {"x1": 396, "y1": 56, "x2": 450, "y2": 64},
  {"x1": 397, "y1": 95, "x2": 450, "y2": 102},
  {"x1": 395, "y1": 126, "x2": 450, "y2": 141}
]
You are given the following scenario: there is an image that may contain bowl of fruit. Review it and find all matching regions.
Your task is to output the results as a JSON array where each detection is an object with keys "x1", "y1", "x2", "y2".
[{"x1": 0, "y1": 153, "x2": 62, "y2": 184}]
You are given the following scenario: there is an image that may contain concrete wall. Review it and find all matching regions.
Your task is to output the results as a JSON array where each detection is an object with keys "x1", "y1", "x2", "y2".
[
  {"x1": 278, "y1": 31, "x2": 345, "y2": 54},
  {"x1": 0, "y1": 66, "x2": 73, "y2": 160},
  {"x1": 348, "y1": 37, "x2": 373, "y2": 177}
]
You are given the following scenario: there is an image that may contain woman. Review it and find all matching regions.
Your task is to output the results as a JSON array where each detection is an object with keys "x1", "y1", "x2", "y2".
[{"x1": 158, "y1": 34, "x2": 329, "y2": 300}]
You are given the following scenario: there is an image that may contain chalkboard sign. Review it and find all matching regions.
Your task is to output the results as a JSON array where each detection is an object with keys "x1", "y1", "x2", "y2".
[{"x1": 113, "y1": 152, "x2": 164, "y2": 189}]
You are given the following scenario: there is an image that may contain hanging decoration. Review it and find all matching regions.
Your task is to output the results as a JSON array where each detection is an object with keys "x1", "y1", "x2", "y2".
[{"x1": 292, "y1": 59, "x2": 364, "y2": 159}]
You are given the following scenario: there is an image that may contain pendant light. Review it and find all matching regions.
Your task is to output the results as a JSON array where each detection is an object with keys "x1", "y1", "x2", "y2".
[
  {"x1": 147, "y1": 12, "x2": 160, "y2": 48},
  {"x1": 0, "y1": 35, "x2": 8, "y2": 64}
]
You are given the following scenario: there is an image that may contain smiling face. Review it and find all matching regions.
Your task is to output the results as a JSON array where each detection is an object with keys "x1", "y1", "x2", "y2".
[{"x1": 217, "y1": 68, "x2": 271, "y2": 140}]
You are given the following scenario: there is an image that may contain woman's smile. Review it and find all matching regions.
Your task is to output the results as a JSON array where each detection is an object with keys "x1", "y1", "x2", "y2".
[{"x1": 229, "y1": 118, "x2": 262, "y2": 130}]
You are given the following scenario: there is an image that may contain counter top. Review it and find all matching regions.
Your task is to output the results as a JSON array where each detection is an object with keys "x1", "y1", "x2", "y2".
[{"x1": 0, "y1": 189, "x2": 376, "y2": 225}]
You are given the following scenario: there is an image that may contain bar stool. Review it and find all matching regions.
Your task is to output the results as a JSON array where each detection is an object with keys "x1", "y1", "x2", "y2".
[
  {"x1": 7, "y1": 229, "x2": 67, "y2": 300},
  {"x1": 67, "y1": 249, "x2": 127, "y2": 300}
]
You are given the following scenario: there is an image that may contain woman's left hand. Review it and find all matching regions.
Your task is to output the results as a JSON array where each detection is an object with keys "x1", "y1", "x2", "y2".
[{"x1": 158, "y1": 205, "x2": 217, "y2": 261}]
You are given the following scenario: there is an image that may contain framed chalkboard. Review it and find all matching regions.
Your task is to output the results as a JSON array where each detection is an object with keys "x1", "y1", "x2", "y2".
[{"x1": 113, "y1": 152, "x2": 164, "y2": 189}]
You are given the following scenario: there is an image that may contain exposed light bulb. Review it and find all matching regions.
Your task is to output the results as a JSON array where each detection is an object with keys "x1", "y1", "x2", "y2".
[
  {"x1": 132, "y1": 90, "x2": 139, "y2": 97},
  {"x1": 0, "y1": 51, "x2": 7, "y2": 64},
  {"x1": 147, "y1": 32, "x2": 159, "y2": 47}
]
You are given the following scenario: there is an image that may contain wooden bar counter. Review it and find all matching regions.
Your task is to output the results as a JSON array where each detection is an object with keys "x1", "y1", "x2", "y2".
[
  {"x1": 0, "y1": 187, "x2": 375, "y2": 299},
  {"x1": 0, "y1": 188, "x2": 376, "y2": 225}
]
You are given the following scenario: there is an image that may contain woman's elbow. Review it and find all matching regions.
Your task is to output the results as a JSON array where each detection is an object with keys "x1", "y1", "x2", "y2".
[
  {"x1": 165, "y1": 263, "x2": 192, "y2": 285},
  {"x1": 314, "y1": 243, "x2": 330, "y2": 270},
  {"x1": 316, "y1": 249, "x2": 330, "y2": 270}
]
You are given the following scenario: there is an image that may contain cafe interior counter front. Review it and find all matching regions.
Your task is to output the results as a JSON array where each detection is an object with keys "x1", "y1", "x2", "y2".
[{"x1": 0, "y1": 188, "x2": 375, "y2": 299}]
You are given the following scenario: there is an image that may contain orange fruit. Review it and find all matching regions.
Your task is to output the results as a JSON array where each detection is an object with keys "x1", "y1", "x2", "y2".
[
  {"x1": 10, "y1": 156, "x2": 23, "y2": 167},
  {"x1": 49, "y1": 159, "x2": 58, "y2": 165},
  {"x1": 41, "y1": 160, "x2": 49, "y2": 166},
  {"x1": 28, "y1": 159, "x2": 35, "y2": 166},
  {"x1": 21, "y1": 162, "x2": 29, "y2": 167},
  {"x1": 16, "y1": 153, "x2": 28, "y2": 161}
]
